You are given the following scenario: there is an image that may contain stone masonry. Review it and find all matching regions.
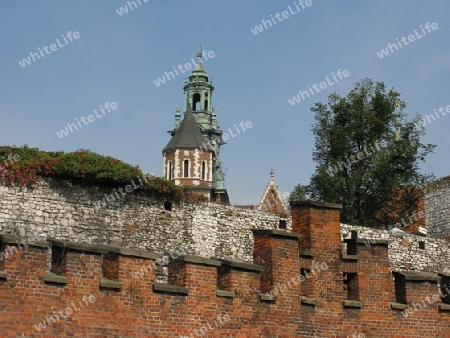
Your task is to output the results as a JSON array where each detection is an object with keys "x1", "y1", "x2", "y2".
[
  {"x1": 425, "y1": 174, "x2": 450, "y2": 239},
  {"x1": 0, "y1": 178, "x2": 449, "y2": 337},
  {"x1": 0, "y1": 178, "x2": 290, "y2": 262}
]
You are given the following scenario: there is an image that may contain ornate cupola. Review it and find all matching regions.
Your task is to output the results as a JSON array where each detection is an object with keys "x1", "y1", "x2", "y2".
[{"x1": 163, "y1": 50, "x2": 229, "y2": 204}]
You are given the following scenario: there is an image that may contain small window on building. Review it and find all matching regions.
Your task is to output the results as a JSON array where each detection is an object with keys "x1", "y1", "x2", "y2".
[
  {"x1": 394, "y1": 273, "x2": 407, "y2": 304},
  {"x1": 102, "y1": 252, "x2": 119, "y2": 280},
  {"x1": 440, "y1": 275, "x2": 450, "y2": 304},
  {"x1": 346, "y1": 231, "x2": 358, "y2": 255},
  {"x1": 301, "y1": 268, "x2": 313, "y2": 297},
  {"x1": 344, "y1": 272, "x2": 359, "y2": 301},
  {"x1": 51, "y1": 246, "x2": 68, "y2": 275},
  {"x1": 184, "y1": 159, "x2": 189, "y2": 178},
  {"x1": 279, "y1": 220, "x2": 287, "y2": 229},
  {"x1": 164, "y1": 201, "x2": 173, "y2": 211},
  {"x1": 419, "y1": 241, "x2": 425, "y2": 250},
  {"x1": 201, "y1": 161, "x2": 206, "y2": 180}
]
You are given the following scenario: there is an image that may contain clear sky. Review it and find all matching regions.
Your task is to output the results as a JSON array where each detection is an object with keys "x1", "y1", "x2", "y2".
[{"x1": 1, "y1": 1, "x2": 449, "y2": 205}]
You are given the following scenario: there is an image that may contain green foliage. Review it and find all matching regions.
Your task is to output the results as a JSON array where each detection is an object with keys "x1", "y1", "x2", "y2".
[
  {"x1": 297, "y1": 79, "x2": 435, "y2": 227},
  {"x1": 0, "y1": 146, "x2": 204, "y2": 202},
  {"x1": 50, "y1": 150, "x2": 142, "y2": 184},
  {"x1": 289, "y1": 184, "x2": 307, "y2": 202}
]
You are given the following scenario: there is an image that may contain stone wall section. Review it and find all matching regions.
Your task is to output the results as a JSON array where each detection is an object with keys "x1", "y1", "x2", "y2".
[
  {"x1": 342, "y1": 223, "x2": 450, "y2": 274},
  {"x1": 0, "y1": 184, "x2": 449, "y2": 337},
  {"x1": 425, "y1": 175, "x2": 450, "y2": 239},
  {"x1": 1, "y1": 177, "x2": 448, "y2": 274},
  {"x1": 0, "y1": 178, "x2": 291, "y2": 263}
]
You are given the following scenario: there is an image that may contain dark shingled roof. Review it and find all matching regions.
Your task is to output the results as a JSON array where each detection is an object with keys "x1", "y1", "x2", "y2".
[{"x1": 163, "y1": 108, "x2": 206, "y2": 152}]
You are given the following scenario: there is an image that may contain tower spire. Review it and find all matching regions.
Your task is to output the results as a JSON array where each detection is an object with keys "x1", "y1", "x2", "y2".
[
  {"x1": 197, "y1": 43, "x2": 203, "y2": 64},
  {"x1": 163, "y1": 48, "x2": 229, "y2": 204}
]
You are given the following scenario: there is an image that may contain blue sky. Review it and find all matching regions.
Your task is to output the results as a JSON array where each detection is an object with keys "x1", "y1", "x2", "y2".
[{"x1": 1, "y1": 1, "x2": 449, "y2": 205}]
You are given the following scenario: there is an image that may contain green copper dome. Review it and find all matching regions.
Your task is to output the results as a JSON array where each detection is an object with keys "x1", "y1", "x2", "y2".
[{"x1": 188, "y1": 62, "x2": 209, "y2": 82}]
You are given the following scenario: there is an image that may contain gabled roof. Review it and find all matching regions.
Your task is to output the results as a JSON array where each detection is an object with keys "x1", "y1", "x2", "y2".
[
  {"x1": 163, "y1": 108, "x2": 206, "y2": 153},
  {"x1": 258, "y1": 170, "x2": 289, "y2": 215}
]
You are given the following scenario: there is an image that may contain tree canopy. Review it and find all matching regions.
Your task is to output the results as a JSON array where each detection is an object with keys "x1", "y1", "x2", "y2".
[{"x1": 291, "y1": 79, "x2": 435, "y2": 228}]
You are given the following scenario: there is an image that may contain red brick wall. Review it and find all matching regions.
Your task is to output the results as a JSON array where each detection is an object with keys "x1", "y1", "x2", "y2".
[
  {"x1": 0, "y1": 202, "x2": 449, "y2": 337},
  {"x1": 376, "y1": 187, "x2": 425, "y2": 233}
]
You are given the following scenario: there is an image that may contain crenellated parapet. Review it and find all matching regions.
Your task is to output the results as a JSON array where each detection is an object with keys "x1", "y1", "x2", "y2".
[{"x1": 0, "y1": 200, "x2": 449, "y2": 337}]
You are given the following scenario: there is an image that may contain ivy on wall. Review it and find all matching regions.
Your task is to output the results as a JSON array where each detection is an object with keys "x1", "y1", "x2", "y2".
[{"x1": 0, "y1": 146, "x2": 205, "y2": 202}]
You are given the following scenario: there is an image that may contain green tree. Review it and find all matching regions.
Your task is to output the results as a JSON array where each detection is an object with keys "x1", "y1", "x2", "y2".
[
  {"x1": 289, "y1": 184, "x2": 307, "y2": 202},
  {"x1": 300, "y1": 79, "x2": 435, "y2": 228}
]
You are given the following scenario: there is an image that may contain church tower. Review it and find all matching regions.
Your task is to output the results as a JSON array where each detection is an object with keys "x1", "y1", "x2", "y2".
[{"x1": 162, "y1": 51, "x2": 229, "y2": 203}]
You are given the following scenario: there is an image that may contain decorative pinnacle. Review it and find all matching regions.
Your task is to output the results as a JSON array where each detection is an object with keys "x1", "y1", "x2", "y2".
[
  {"x1": 197, "y1": 43, "x2": 203, "y2": 64},
  {"x1": 270, "y1": 169, "x2": 274, "y2": 178}
]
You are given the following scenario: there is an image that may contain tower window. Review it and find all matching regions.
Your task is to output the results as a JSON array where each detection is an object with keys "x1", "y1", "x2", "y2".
[
  {"x1": 193, "y1": 93, "x2": 201, "y2": 111},
  {"x1": 184, "y1": 159, "x2": 189, "y2": 178},
  {"x1": 168, "y1": 161, "x2": 173, "y2": 180},
  {"x1": 204, "y1": 93, "x2": 209, "y2": 111},
  {"x1": 201, "y1": 161, "x2": 206, "y2": 180}
]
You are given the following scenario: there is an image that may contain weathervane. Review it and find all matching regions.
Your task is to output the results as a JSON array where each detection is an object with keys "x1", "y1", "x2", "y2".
[{"x1": 197, "y1": 43, "x2": 203, "y2": 64}]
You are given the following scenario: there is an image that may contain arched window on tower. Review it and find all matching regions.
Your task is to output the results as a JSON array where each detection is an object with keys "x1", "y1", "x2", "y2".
[
  {"x1": 192, "y1": 93, "x2": 201, "y2": 111},
  {"x1": 204, "y1": 93, "x2": 208, "y2": 111},
  {"x1": 201, "y1": 161, "x2": 206, "y2": 180},
  {"x1": 184, "y1": 159, "x2": 189, "y2": 178},
  {"x1": 168, "y1": 161, "x2": 173, "y2": 180}
]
